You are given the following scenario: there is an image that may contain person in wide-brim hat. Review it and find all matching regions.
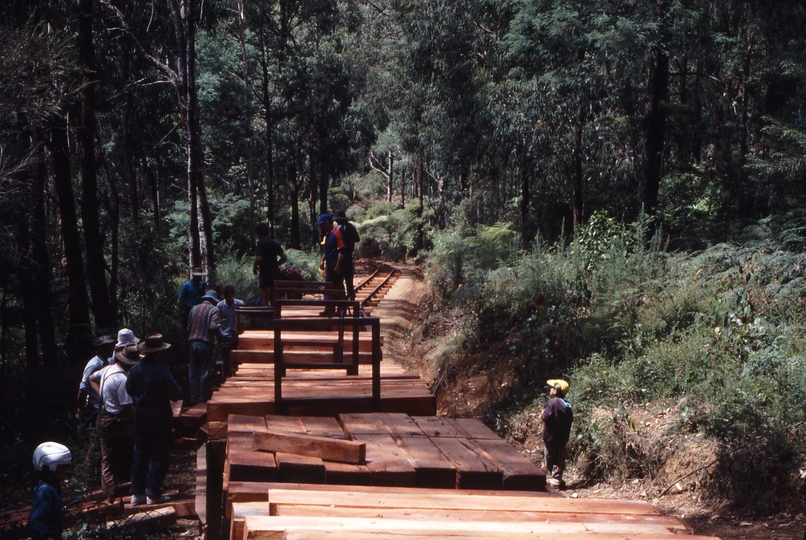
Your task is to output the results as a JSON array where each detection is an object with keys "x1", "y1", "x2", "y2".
[
  {"x1": 115, "y1": 344, "x2": 143, "y2": 365},
  {"x1": 136, "y1": 333, "x2": 171, "y2": 353}
]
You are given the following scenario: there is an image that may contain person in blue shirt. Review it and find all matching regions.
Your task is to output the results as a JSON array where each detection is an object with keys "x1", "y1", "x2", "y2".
[
  {"x1": 178, "y1": 267, "x2": 206, "y2": 330},
  {"x1": 217, "y1": 284, "x2": 244, "y2": 379},
  {"x1": 27, "y1": 442, "x2": 71, "y2": 540}
]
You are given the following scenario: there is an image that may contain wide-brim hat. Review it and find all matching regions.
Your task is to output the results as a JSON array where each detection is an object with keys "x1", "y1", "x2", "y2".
[
  {"x1": 333, "y1": 209, "x2": 349, "y2": 222},
  {"x1": 315, "y1": 213, "x2": 333, "y2": 226},
  {"x1": 137, "y1": 333, "x2": 171, "y2": 353},
  {"x1": 115, "y1": 344, "x2": 143, "y2": 365},
  {"x1": 191, "y1": 267, "x2": 206, "y2": 276},
  {"x1": 547, "y1": 379, "x2": 569, "y2": 396},
  {"x1": 115, "y1": 328, "x2": 139, "y2": 350},
  {"x1": 201, "y1": 290, "x2": 219, "y2": 303},
  {"x1": 95, "y1": 335, "x2": 116, "y2": 348}
]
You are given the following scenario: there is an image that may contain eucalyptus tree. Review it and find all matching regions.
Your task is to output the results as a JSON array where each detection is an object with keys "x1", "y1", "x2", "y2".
[{"x1": 98, "y1": 0, "x2": 218, "y2": 272}]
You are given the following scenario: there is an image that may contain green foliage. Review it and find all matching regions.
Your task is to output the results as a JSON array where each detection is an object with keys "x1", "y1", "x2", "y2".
[
  {"x1": 424, "y1": 212, "x2": 806, "y2": 503},
  {"x1": 214, "y1": 251, "x2": 259, "y2": 304},
  {"x1": 356, "y1": 203, "x2": 431, "y2": 261},
  {"x1": 284, "y1": 249, "x2": 324, "y2": 282}
]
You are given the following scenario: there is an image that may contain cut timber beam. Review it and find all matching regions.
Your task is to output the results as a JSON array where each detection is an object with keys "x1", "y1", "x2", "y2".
[
  {"x1": 265, "y1": 488, "x2": 661, "y2": 515},
  {"x1": 253, "y1": 430, "x2": 366, "y2": 464},
  {"x1": 241, "y1": 515, "x2": 686, "y2": 538},
  {"x1": 267, "y1": 504, "x2": 690, "y2": 533}
]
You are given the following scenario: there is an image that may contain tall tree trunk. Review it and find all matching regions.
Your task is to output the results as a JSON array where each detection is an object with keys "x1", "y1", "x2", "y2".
[
  {"x1": 289, "y1": 158, "x2": 300, "y2": 249},
  {"x1": 738, "y1": 32, "x2": 754, "y2": 216},
  {"x1": 418, "y1": 151, "x2": 424, "y2": 212},
  {"x1": 520, "y1": 160, "x2": 531, "y2": 246},
  {"x1": 258, "y1": 29, "x2": 276, "y2": 237},
  {"x1": 50, "y1": 115, "x2": 93, "y2": 365},
  {"x1": 235, "y1": 0, "x2": 256, "y2": 244},
  {"x1": 31, "y1": 127, "x2": 57, "y2": 363},
  {"x1": 638, "y1": 2, "x2": 670, "y2": 216},
  {"x1": 18, "y1": 185, "x2": 39, "y2": 374},
  {"x1": 387, "y1": 152, "x2": 393, "y2": 202},
  {"x1": 572, "y1": 99, "x2": 584, "y2": 229},
  {"x1": 141, "y1": 147, "x2": 161, "y2": 233},
  {"x1": 78, "y1": 0, "x2": 115, "y2": 328},
  {"x1": 400, "y1": 167, "x2": 405, "y2": 208},
  {"x1": 121, "y1": 42, "x2": 139, "y2": 230}
]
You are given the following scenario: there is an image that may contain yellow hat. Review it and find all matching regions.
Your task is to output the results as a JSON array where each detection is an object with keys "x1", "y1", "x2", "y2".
[{"x1": 547, "y1": 379, "x2": 569, "y2": 395}]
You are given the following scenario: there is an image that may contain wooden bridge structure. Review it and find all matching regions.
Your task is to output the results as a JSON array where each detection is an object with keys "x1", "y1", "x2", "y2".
[{"x1": 189, "y1": 265, "x2": 718, "y2": 539}]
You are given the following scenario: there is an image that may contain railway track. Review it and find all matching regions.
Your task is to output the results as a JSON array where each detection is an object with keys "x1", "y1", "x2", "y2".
[{"x1": 352, "y1": 263, "x2": 400, "y2": 314}]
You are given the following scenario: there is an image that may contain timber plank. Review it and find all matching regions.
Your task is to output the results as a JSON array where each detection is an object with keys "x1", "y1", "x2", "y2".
[
  {"x1": 252, "y1": 430, "x2": 366, "y2": 464},
  {"x1": 300, "y1": 416, "x2": 347, "y2": 438},
  {"x1": 265, "y1": 488, "x2": 659, "y2": 515},
  {"x1": 268, "y1": 505, "x2": 689, "y2": 532},
  {"x1": 429, "y1": 437, "x2": 502, "y2": 489},
  {"x1": 338, "y1": 413, "x2": 389, "y2": 436},
  {"x1": 264, "y1": 415, "x2": 306, "y2": 433},
  {"x1": 411, "y1": 416, "x2": 462, "y2": 438},
  {"x1": 449, "y1": 418, "x2": 499, "y2": 440},
  {"x1": 275, "y1": 452, "x2": 326, "y2": 484},
  {"x1": 228, "y1": 433, "x2": 278, "y2": 482},
  {"x1": 393, "y1": 433, "x2": 456, "y2": 489},
  {"x1": 469, "y1": 438, "x2": 546, "y2": 491},
  {"x1": 241, "y1": 515, "x2": 679, "y2": 537},
  {"x1": 352, "y1": 434, "x2": 416, "y2": 486},
  {"x1": 324, "y1": 461, "x2": 372, "y2": 485},
  {"x1": 378, "y1": 412, "x2": 427, "y2": 438},
  {"x1": 259, "y1": 532, "x2": 716, "y2": 540},
  {"x1": 228, "y1": 414, "x2": 268, "y2": 433}
]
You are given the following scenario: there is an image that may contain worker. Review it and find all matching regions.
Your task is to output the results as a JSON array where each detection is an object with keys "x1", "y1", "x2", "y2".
[
  {"x1": 217, "y1": 284, "x2": 244, "y2": 380},
  {"x1": 253, "y1": 222, "x2": 287, "y2": 306},
  {"x1": 541, "y1": 379, "x2": 573, "y2": 488},
  {"x1": 27, "y1": 442, "x2": 71, "y2": 540},
  {"x1": 90, "y1": 344, "x2": 140, "y2": 500},
  {"x1": 187, "y1": 290, "x2": 222, "y2": 404},
  {"x1": 333, "y1": 209, "x2": 360, "y2": 301},
  {"x1": 316, "y1": 213, "x2": 346, "y2": 316},
  {"x1": 77, "y1": 335, "x2": 116, "y2": 426},
  {"x1": 126, "y1": 334, "x2": 182, "y2": 505},
  {"x1": 178, "y1": 267, "x2": 206, "y2": 331}
]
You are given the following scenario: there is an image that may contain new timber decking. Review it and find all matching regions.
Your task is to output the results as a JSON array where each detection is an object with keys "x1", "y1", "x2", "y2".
[{"x1": 194, "y1": 266, "x2": 719, "y2": 540}]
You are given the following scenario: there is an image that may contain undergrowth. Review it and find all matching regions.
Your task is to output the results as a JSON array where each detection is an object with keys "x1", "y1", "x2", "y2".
[{"x1": 422, "y1": 210, "x2": 806, "y2": 511}]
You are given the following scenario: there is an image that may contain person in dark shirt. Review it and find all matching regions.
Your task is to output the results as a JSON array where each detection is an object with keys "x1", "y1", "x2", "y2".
[
  {"x1": 317, "y1": 213, "x2": 346, "y2": 316},
  {"x1": 253, "y1": 222, "x2": 287, "y2": 306},
  {"x1": 541, "y1": 378, "x2": 573, "y2": 488},
  {"x1": 27, "y1": 442, "x2": 71, "y2": 540},
  {"x1": 333, "y1": 209, "x2": 360, "y2": 301},
  {"x1": 126, "y1": 334, "x2": 183, "y2": 504}
]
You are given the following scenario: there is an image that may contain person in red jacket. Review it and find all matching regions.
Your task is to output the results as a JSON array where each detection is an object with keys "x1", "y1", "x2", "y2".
[{"x1": 541, "y1": 379, "x2": 573, "y2": 488}]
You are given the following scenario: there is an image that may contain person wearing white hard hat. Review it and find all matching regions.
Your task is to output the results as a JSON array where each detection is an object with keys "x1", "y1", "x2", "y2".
[{"x1": 27, "y1": 442, "x2": 71, "y2": 540}]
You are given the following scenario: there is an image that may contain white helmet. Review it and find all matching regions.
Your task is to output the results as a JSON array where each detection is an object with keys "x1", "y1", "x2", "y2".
[{"x1": 33, "y1": 442, "x2": 72, "y2": 472}]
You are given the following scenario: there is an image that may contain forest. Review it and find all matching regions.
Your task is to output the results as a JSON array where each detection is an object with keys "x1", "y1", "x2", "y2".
[{"x1": 1, "y1": 0, "x2": 806, "y2": 517}]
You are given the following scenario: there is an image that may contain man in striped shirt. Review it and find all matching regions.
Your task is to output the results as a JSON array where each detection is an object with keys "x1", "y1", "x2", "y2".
[{"x1": 187, "y1": 290, "x2": 221, "y2": 405}]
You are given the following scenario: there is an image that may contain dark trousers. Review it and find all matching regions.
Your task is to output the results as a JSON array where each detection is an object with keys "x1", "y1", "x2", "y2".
[
  {"x1": 188, "y1": 341, "x2": 216, "y2": 403},
  {"x1": 97, "y1": 412, "x2": 134, "y2": 499},
  {"x1": 324, "y1": 261, "x2": 346, "y2": 314},
  {"x1": 131, "y1": 425, "x2": 172, "y2": 498},
  {"x1": 544, "y1": 442, "x2": 567, "y2": 480},
  {"x1": 342, "y1": 259, "x2": 355, "y2": 300}
]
